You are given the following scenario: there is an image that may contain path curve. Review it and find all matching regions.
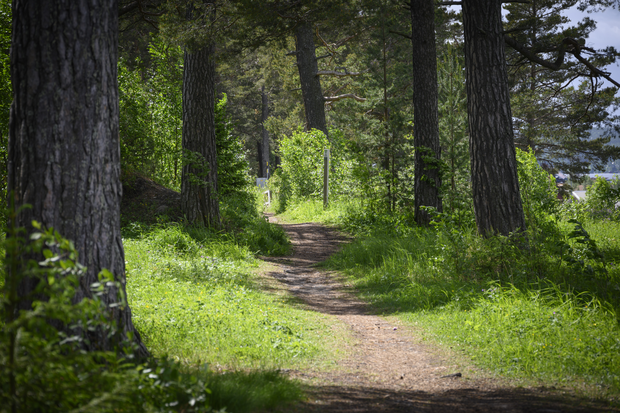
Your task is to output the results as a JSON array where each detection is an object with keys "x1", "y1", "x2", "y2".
[{"x1": 263, "y1": 214, "x2": 613, "y2": 412}]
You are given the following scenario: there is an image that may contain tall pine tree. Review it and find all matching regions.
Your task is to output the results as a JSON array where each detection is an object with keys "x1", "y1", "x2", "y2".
[{"x1": 504, "y1": 0, "x2": 620, "y2": 176}]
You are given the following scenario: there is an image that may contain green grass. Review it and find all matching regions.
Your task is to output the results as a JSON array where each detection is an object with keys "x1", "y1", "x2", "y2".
[
  {"x1": 124, "y1": 223, "x2": 343, "y2": 370},
  {"x1": 0, "y1": 220, "x2": 306, "y2": 413},
  {"x1": 272, "y1": 196, "x2": 361, "y2": 226},
  {"x1": 309, "y1": 199, "x2": 620, "y2": 398},
  {"x1": 414, "y1": 284, "x2": 620, "y2": 391}
]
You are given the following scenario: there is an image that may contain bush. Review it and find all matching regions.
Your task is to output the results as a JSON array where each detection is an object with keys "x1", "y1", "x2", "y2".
[
  {"x1": 586, "y1": 177, "x2": 620, "y2": 221},
  {"x1": 516, "y1": 147, "x2": 559, "y2": 229},
  {"x1": 1, "y1": 220, "x2": 300, "y2": 412},
  {"x1": 0, "y1": 221, "x2": 147, "y2": 412},
  {"x1": 275, "y1": 128, "x2": 359, "y2": 211}
]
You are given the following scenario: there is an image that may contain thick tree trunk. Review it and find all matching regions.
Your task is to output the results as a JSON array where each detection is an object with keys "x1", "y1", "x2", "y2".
[
  {"x1": 463, "y1": 0, "x2": 526, "y2": 236},
  {"x1": 295, "y1": 21, "x2": 328, "y2": 136},
  {"x1": 411, "y1": 0, "x2": 442, "y2": 226},
  {"x1": 8, "y1": 0, "x2": 147, "y2": 356},
  {"x1": 261, "y1": 85, "x2": 270, "y2": 178},
  {"x1": 181, "y1": 41, "x2": 221, "y2": 228}
]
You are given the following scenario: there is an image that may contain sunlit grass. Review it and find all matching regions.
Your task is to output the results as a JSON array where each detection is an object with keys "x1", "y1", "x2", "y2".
[
  {"x1": 414, "y1": 285, "x2": 620, "y2": 392},
  {"x1": 124, "y1": 223, "x2": 343, "y2": 370},
  {"x1": 275, "y1": 197, "x2": 361, "y2": 225},
  {"x1": 321, "y1": 210, "x2": 620, "y2": 397}
]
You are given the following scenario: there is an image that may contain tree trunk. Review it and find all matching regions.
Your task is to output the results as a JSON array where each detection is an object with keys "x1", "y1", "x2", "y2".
[
  {"x1": 411, "y1": 0, "x2": 442, "y2": 225},
  {"x1": 295, "y1": 21, "x2": 328, "y2": 136},
  {"x1": 261, "y1": 85, "x2": 270, "y2": 178},
  {"x1": 463, "y1": 0, "x2": 526, "y2": 236},
  {"x1": 257, "y1": 139, "x2": 264, "y2": 178},
  {"x1": 8, "y1": 0, "x2": 147, "y2": 357},
  {"x1": 181, "y1": 41, "x2": 221, "y2": 228}
]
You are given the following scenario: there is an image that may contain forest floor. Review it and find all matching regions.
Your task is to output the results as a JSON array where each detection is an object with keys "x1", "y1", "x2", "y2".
[{"x1": 260, "y1": 213, "x2": 617, "y2": 413}]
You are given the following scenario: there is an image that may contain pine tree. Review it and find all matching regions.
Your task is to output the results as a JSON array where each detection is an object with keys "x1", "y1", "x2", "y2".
[
  {"x1": 463, "y1": 0, "x2": 526, "y2": 236},
  {"x1": 438, "y1": 43, "x2": 470, "y2": 213},
  {"x1": 411, "y1": 0, "x2": 442, "y2": 225},
  {"x1": 504, "y1": 0, "x2": 620, "y2": 176},
  {"x1": 9, "y1": 0, "x2": 147, "y2": 357}
]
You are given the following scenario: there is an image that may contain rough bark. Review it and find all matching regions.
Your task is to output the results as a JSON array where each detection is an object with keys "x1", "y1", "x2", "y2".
[
  {"x1": 295, "y1": 21, "x2": 328, "y2": 136},
  {"x1": 181, "y1": 41, "x2": 220, "y2": 228},
  {"x1": 8, "y1": 0, "x2": 147, "y2": 356},
  {"x1": 261, "y1": 85, "x2": 270, "y2": 178},
  {"x1": 463, "y1": 0, "x2": 526, "y2": 236},
  {"x1": 411, "y1": 0, "x2": 442, "y2": 226},
  {"x1": 257, "y1": 139, "x2": 264, "y2": 178}
]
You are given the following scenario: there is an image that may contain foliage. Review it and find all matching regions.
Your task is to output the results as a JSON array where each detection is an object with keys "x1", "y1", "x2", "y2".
[
  {"x1": 584, "y1": 177, "x2": 620, "y2": 221},
  {"x1": 123, "y1": 223, "x2": 340, "y2": 369},
  {"x1": 119, "y1": 35, "x2": 252, "y2": 198},
  {"x1": 0, "y1": 219, "x2": 142, "y2": 412},
  {"x1": 0, "y1": 219, "x2": 305, "y2": 412},
  {"x1": 323, "y1": 211, "x2": 620, "y2": 394},
  {"x1": 275, "y1": 196, "x2": 362, "y2": 227},
  {"x1": 422, "y1": 283, "x2": 620, "y2": 391},
  {"x1": 220, "y1": 191, "x2": 291, "y2": 256},
  {"x1": 215, "y1": 94, "x2": 253, "y2": 196},
  {"x1": 504, "y1": 0, "x2": 620, "y2": 176},
  {"x1": 119, "y1": 35, "x2": 183, "y2": 190},
  {"x1": 274, "y1": 128, "x2": 358, "y2": 212},
  {"x1": 330, "y1": 0, "x2": 415, "y2": 213},
  {"x1": 278, "y1": 129, "x2": 330, "y2": 200},
  {"x1": 560, "y1": 177, "x2": 620, "y2": 222},
  {"x1": 438, "y1": 42, "x2": 471, "y2": 214},
  {"x1": 516, "y1": 147, "x2": 559, "y2": 229}
]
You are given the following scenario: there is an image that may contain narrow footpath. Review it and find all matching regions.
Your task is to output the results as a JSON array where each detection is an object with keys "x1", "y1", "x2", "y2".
[{"x1": 262, "y1": 213, "x2": 615, "y2": 413}]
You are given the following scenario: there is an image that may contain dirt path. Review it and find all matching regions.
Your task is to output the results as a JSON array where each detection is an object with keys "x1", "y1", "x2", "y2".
[{"x1": 262, "y1": 214, "x2": 615, "y2": 412}]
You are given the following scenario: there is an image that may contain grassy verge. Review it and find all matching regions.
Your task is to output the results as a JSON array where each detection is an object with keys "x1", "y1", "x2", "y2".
[
  {"x1": 293, "y1": 198, "x2": 620, "y2": 398},
  {"x1": 124, "y1": 224, "x2": 341, "y2": 368},
  {"x1": 269, "y1": 196, "x2": 361, "y2": 226},
  {"x1": 120, "y1": 219, "x2": 347, "y2": 411}
]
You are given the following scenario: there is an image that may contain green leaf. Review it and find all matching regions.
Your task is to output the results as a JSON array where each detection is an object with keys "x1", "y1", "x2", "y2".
[{"x1": 99, "y1": 268, "x2": 114, "y2": 282}]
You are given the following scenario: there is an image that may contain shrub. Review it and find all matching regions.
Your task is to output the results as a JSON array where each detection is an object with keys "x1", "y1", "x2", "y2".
[
  {"x1": 275, "y1": 128, "x2": 359, "y2": 211},
  {"x1": 516, "y1": 147, "x2": 559, "y2": 229},
  {"x1": 1, "y1": 219, "x2": 298, "y2": 412},
  {"x1": 0, "y1": 221, "x2": 147, "y2": 412},
  {"x1": 586, "y1": 177, "x2": 620, "y2": 221}
]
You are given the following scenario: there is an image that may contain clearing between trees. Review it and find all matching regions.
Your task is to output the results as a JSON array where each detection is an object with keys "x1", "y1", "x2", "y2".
[{"x1": 263, "y1": 213, "x2": 616, "y2": 413}]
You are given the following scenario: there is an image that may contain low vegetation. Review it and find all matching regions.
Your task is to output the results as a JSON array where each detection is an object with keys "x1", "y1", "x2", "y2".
[
  {"x1": 275, "y1": 148, "x2": 620, "y2": 399},
  {"x1": 124, "y1": 221, "x2": 340, "y2": 370},
  {"x1": 324, "y1": 219, "x2": 620, "y2": 396},
  {"x1": 0, "y1": 189, "x2": 346, "y2": 412}
]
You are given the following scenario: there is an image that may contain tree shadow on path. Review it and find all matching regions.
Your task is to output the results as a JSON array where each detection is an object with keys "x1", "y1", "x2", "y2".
[{"x1": 262, "y1": 214, "x2": 618, "y2": 412}]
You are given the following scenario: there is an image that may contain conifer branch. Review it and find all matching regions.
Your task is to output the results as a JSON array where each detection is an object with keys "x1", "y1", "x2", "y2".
[
  {"x1": 505, "y1": 35, "x2": 620, "y2": 88},
  {"x1": 324, "y1": 94, "x2": 367, "y2": 102},
  {"x1": 316, "y1": 69, "x2": 369, "y2": 77}
]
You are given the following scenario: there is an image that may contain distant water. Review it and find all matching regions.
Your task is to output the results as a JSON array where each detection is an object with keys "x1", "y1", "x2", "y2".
[{"x1": 588, "y1": 173, "x2": 620, "y2": 181}]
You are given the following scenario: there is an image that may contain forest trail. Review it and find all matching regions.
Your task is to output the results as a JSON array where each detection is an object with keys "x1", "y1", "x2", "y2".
[{"x1": 261, "y1": 213, "x2": 614, "y2": 413}]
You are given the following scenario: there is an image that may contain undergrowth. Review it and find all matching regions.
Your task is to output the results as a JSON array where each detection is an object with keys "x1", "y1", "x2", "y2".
[
  {"x1": 272, "y1": 185, "x2": 620, "y2": 399},
  {"x1": 270, "y1": 196, "x2": 362, "y2": 226},
  {"x1": 0, "y1": 221, "x2": 305, "y2": 412},
  {"x1": 123, "y1": 223, "x2": 340, "y2": 369},
  {"x1": 319, "y1": 205, "x2": 620, "y2": 396},
  {"x1": 0, "y1": 193, "x2": 318, "y2": 412}
]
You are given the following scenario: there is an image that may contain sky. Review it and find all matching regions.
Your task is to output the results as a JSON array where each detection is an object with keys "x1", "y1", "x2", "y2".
[{"x1": 563, "y1": 6, "x2": 620, "y2": 92}]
